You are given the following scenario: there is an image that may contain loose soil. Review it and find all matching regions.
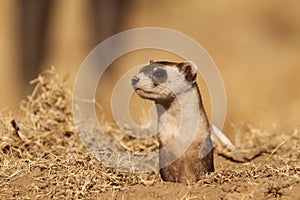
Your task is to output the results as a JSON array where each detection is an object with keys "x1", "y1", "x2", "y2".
[{"x1": 0, "y1": 70, "x2": 299, "y2": 199}]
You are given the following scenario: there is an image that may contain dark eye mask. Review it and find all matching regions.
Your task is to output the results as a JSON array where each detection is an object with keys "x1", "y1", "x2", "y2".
[{"x1": 152, "y1": 68, "x2": 168, "y2": 84}]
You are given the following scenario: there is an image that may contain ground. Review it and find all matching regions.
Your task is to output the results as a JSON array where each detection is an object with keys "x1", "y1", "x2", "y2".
[{"x1": 0, "y1": 70, "x2": 299, "y2": 199}]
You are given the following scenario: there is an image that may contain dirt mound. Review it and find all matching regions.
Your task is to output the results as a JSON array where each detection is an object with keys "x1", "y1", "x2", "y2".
[{"x1": 0, "y1": 70, "x2": 299, "y2": 199}]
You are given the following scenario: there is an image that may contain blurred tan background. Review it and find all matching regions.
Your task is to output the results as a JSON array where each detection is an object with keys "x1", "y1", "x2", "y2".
[{"x1": 0, "y1": 0, "x2": 299, "y2": 134}]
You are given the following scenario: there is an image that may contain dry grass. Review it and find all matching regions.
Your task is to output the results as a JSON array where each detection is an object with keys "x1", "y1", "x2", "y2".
[{"x1": 0, "y1": 70, "x2": 299, "y2": 199}]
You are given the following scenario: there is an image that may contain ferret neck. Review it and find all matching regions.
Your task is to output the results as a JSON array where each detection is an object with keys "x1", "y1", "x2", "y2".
[
  {"x1": 155, "y1": 84, "x2": 206, "y2": 147},
  {"x1": 155, "y1": 84, "x2": 205, "y2": 122}
]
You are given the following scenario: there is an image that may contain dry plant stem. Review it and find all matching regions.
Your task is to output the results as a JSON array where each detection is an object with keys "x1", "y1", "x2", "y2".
[{"x1": 270, "y1": 129, "x2": 299, "y2": 156}]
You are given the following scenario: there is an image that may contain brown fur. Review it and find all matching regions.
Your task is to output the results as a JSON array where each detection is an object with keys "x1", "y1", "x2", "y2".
[
  {"x1": 132, "y1": 61, "x2": 215, "y2": 184},
  {"x1": 158, "y1": 84, "x2": 214, "y2": 184}
]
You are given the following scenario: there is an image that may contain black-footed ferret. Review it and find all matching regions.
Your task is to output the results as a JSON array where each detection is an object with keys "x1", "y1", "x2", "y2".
[{"x1": 132, "y1": 60, "x2": 214, "y2": 184}]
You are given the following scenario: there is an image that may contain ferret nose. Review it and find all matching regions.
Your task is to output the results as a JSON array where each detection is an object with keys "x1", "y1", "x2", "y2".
[{"x1": 131, "y1": 76, "x2": 139, "y2": 86}]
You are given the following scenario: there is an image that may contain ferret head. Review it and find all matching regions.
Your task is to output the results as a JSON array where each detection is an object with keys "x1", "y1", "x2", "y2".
[{"x1": 131, "y1": 60, "x2": 198, "y2": 101}]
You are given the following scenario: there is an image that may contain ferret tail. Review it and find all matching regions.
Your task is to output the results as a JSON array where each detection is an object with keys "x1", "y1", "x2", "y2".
[{"x1": 210, "y1": 124, "x2": 248, "y2": 161}]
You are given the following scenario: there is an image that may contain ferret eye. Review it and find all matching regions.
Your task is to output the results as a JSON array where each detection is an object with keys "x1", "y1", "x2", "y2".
[
  {"x1": 153, "y1": 69, "x2": 166, "y2": 78},
  {"x1": 152, "y1": 69, "x2": 167, "y2": 83}
]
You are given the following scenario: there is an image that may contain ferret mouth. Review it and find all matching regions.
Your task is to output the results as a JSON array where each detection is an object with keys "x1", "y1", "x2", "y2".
[
  {"x1": 135, "y1": 88, "x2": 153, "y2": 95},
  {"x1": 135, "y1": 88, "x2": 158, "y2": 100}
]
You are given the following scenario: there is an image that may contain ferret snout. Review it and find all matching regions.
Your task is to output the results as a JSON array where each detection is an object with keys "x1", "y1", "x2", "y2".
[{"x1": 131, "y1": 75, "x2": 139, "y2": 88}]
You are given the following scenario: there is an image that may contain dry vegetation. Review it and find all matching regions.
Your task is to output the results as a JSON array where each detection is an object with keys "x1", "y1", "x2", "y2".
[
  {"x1": 0, "y1": 1, "x2": 300, "y2": 199},
  {"x1": 0, "y1": 69, "x2": 299, "y2": 199}
]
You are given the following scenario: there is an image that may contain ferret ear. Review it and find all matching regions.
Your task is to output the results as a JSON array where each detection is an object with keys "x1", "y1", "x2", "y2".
[{"x1": 176, "y1": 61, "x2": 198, "y2": 83}]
